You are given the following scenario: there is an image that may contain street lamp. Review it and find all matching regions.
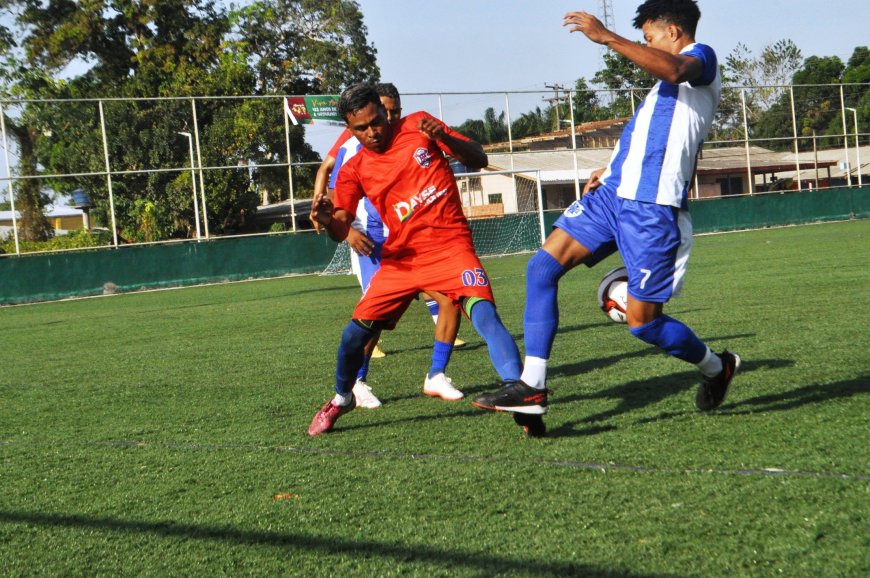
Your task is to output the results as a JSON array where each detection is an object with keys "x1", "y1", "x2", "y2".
[
  {"x1": 178, "y1": 131, "x2": 202, "y2": 239},
  {"x1": 845, "y1": 108, "x2": 862, "y2": 188}
]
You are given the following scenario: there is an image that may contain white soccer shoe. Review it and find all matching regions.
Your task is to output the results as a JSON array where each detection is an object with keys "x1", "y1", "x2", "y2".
[
  {"x1": 423, "y1": 373, "x2": 464, "y2": 401},
  {"x1": 352, "y1": 380, "x2": 382, "y2": 408}
]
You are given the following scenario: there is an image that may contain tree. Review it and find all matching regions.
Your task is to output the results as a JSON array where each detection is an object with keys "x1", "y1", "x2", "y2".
[
  {"x1": 0, "y1": 0, "x2": 379, "y2": 242},
  {"x1": 833, "y1": 46, "x2": 870, "y2": 140},
  {"x1": 0, "y1": 8, "x2": 60, "y2": 241},
  {"x1": 752, "y1": 55, "x2": 845, "y2": 150},
  {"x1": 592, "y1": 47, "x2": 654, "y2": 118},
  {"x1": 571, "y1": 77, "x2": 604, "y2": 123},
  {"x1": 723, "y1": 39, "x2": 804, "y2": 131}
]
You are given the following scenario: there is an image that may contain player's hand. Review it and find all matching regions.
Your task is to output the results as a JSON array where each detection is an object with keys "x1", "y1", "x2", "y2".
[
  {"x1": 346, "y1": 227, "x2": 375, "y2": 256},
  {"x1": 563, "y1": 11, "x2": 611, "y2": 45},
  {"x1": 309, "y1": 191, "x2": 333, "y2": 233},
  {"x1": 418, "y1": 117, "x2": 446, "y2": 141},
  {"x1": 583, "y1": 167, "x2": 606, "y2": 195}
]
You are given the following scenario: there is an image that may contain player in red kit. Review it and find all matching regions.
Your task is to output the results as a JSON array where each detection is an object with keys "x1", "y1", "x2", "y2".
[{"x1": 307, "y1": 83, "x2": 523, "y2": 436}]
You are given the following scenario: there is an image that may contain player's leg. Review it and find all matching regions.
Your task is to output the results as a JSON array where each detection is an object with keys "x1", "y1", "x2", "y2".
[
  {"x1": 420, "y1": 290, "x2": 463, "y2": 400},
  {"x1": 472, "y1": 192, "x2": 616, "y2": 417},
  {"x1": 308, "y1": 318, "x2": 377, "y2": 436},
  {"x1": 463, "y1": 297, "x2": 522, "y2": 383},
  {"x1": 421, "y1": 291, "x2": 466, "y2": 347},
  {"x1": 350, "y1": 241, "x2": 385, "y2": 408},
  {"x1": 308, "y1": 262, "x2": 415, "y2": 436},
  {"x1": 618, "y1": 203, "x2": 740, "y2": 411},
  {"x1": 353, "y1": 329, "x2": 383, "y2": 408},
  {"x1": 519, "y1": 228, "x2": 595, "y2": 390}
]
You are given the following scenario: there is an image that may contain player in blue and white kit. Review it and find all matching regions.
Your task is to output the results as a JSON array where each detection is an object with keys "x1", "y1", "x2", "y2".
[{"x1": 473, "y1": 0, "x2": 741, "y2": 435}]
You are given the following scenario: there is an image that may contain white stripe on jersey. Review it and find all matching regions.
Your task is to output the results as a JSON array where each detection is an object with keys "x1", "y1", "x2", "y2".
[{"x1": 601, "y1": 43, "x2": 721, "y2": 209}]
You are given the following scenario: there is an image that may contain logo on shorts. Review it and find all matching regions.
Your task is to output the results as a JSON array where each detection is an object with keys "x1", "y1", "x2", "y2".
[
  {"x1": 413, "y1": 147, "x2": 433, "y2": 168},
  {"x1": 565, "y1": 200, "x2": 585, "y2": 218}
]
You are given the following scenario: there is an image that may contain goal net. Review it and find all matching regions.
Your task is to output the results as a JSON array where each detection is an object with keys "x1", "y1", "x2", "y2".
[{"x1": 321, "y1": 168, "x2": 545, "y2": 275}]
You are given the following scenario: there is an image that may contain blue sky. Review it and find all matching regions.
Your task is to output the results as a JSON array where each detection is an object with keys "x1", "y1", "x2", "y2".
[{"x1": 305, "y1": 0, "x2": 869, "y2": 155}]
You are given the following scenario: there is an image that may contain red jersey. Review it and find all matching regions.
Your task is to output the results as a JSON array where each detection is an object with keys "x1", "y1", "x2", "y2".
[{"x1": 334, "y1": 111, "x2": 473, "y2": 259}]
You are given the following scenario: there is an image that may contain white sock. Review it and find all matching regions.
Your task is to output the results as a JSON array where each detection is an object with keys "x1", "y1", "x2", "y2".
[
  {"x1": 520, "y1": 356, "x2": 549, "y2": 390},
  {"x1": 697, "y1": 347, "x2": 723, "y2": 377},
  {"x1": 333, "y1": 392, "x2": 353, "y2": 406}
]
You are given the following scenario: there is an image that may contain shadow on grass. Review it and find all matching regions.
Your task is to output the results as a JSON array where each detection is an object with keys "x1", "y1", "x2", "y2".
[
  {"x1": 333, "y1": 407, "x2": 483, "y2": 434},
  {"x1": 0, "y1": 510, "x2": 670, "y2": 578},
  {"x1": 546, "y1": 357, "x2": 794, "y2": 438},
  {"x1": 720, "y1": 375, "x2": 869, "y2": 414}
]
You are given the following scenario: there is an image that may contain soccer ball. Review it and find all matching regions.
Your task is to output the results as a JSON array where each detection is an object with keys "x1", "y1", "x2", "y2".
[{"x1": 597, "y1": 266, "x2": 629, "y2": 323}]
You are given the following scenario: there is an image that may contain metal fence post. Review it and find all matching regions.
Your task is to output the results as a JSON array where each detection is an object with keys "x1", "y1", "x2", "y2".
[
  {"x1": 98, "y1": 100, "x2": 119, "y2": 247},
  {"x1": 282, "y1": 96, "x2": 297, "y2": 232},
  {"x1": 839, "y1": 84, "x2": 852, "y2": 187},
  {"x1": 534, "y1": 170, "x2": 545, "y2": 246},
  {"x1": 568, "y1": 90, "x2": 580, "y2": 200},
  {"x1": 789, "y1": 86, "x2": 802, "y2": 191},
  {"x1": 740, "y1": 89, "x2": 753, "y2": 195},
  {"x1": 191, "y1": 99, "x2": 210, "y2": 238},
  {"x1": 0, "y1": 102, "x2": 21, "y2": 255}
]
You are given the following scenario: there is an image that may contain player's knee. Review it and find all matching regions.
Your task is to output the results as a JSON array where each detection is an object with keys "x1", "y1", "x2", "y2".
[
  {"x1": 629, "y1": 315, "x2": 704, "y2": 361},
  {"x1": 527, "y1": 250, "x2": 567, "y2": 288},
  {"x1": 342, "y1": 319, "x2": 377, "y2": 349},
  {"x1": 629, "y1": 316, "x2": 665, "y2": 346},
  {"x1": 464, "y1": 298, "x2": 502, "y2": 332}
]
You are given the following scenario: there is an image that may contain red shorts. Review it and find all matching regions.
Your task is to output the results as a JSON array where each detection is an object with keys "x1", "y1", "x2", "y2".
[{"x1": 352, "y1": 244, "x2": 495, "y2": 329}]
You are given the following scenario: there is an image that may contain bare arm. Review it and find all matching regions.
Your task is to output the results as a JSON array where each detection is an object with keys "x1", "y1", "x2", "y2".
[
  {"x1": 418, "y1": 117, "x2": 488, "y2": 170},
  {"x1": 309, "y1": 190, "x2": 353, "y2": 242},
  {"x1": 312, "y1": 155, "x2": 336, "y2": 233},
  {"x1": 563, "y1": 11, "x2": 702, "y2": 85}
]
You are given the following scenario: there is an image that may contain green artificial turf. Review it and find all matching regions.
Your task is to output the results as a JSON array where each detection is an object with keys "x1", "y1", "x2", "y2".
[{"x1": 1, "y1": 220, "x2": 868, "y2": 576}]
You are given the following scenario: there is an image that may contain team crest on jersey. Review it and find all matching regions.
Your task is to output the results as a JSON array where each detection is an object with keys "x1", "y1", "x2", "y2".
[
  {"x1": 565, "y1": 200, "x2": 585, "y2": 218},
  {"x1": 413, "y1": 147, "x2": 433, "y2": 168}
]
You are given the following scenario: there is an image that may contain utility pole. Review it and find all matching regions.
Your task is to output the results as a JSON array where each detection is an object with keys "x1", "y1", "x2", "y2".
[
  {"x1": 599, "y1": 0, "x2": 614, "y2": 29},
  {"x1": 544, "y1": 83, "x2": 570, "y2": 131},
  {"x1": 597, "y1": 0, "x2": 616, "y2": 106}
]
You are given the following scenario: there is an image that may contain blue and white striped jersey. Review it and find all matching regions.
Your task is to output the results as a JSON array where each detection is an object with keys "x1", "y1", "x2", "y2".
[
  {"x1": 599, "y1": 43, "x2": 721, "y2": 209},
  {"x1": 329, "y1": 135, "x2": 388, "y2": 244}
]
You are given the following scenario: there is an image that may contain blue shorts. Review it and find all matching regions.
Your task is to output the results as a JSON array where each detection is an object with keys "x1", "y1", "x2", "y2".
[{"x1": 553, "y1": 186, "x2": 693, "y2": 303}]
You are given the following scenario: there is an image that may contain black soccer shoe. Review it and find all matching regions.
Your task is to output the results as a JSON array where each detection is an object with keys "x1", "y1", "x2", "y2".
[
  {"x1": 513, "y1": 413, "x2": 546, "y2": 437},
  {"x1": 696, "y1": 350, "x2": 741, "y2": 411},
  {"x1": 471, "y1": 380, "x2": 548, "y2": 415}
]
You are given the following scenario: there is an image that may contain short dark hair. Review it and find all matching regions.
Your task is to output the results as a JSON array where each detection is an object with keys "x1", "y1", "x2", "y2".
[
  {"x1": 632, "y1": 0, "x2": 701, "y2": 37},
  {"x1": 338, "y1": 83, "x2": 381, "y2": 121},
  {"x1": 375, "y1": 82, "x2": 400, "y2": 103}
]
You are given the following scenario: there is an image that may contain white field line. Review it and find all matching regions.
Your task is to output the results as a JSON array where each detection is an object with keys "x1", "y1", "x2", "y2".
[{"x1": 3, "y1": 439, "x2": 866, "y2": 482}]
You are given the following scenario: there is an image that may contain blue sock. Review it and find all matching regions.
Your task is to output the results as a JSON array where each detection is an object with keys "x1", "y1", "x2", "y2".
[
  {"x1": 524, "y1": 250, "x2": 567, "y2": 359},
  {"x1": 629, "y1": 315, "x2": 707, "y2": 364},
  {"x1": 425, "y1": 298, "x2": 439, "y2": 317},
  {"x1": 468, "y1": 300, "x2": 521, "y2": 381},
  {"x1": 428, "y1": 340, "x2": 453, "y2": 378},
  {"x1": 335, "y1": 321, "x2": 374, "y2": 395},
  {"x1": 356, "y1": 354, "x2": 371, "y2": 382}
]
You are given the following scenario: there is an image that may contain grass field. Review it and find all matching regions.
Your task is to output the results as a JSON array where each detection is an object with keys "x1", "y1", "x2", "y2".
[{"x1": 1, "y1": 220, "x2": 868, "y2": 577}]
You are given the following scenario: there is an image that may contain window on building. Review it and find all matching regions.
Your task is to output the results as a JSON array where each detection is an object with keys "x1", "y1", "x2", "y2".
[
  {"x1": 717, "y1": 176, "x2": 743, "y2": 196},
  {"x1": 488, "y1": 193, "x2": 503, "y2": 204}
]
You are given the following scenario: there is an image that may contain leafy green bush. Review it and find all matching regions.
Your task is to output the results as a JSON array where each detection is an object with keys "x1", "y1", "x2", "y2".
[{"x1": 0, "y1": 228, "x2": 112, "y2": 254}]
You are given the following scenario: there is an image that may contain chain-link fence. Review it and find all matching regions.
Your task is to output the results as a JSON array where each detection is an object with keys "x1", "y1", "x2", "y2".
[{"x1": 1, "y1": 83, "x2": 867, "y2": 256}]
